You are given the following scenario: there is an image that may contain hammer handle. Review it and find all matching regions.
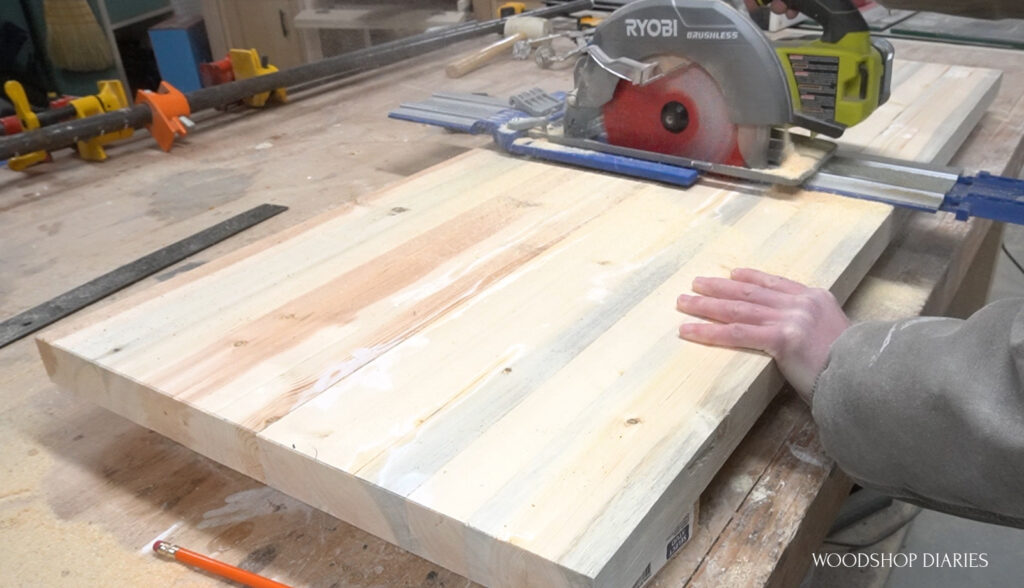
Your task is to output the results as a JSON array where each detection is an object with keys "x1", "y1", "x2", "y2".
[{"x1": 446, "y1": 32, "x2": 527, "y2": 78}]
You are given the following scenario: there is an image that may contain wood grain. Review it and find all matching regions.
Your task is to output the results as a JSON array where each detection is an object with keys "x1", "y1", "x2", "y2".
[{"x1": 37, "y1": 61, "x2": 1000, "y2": 588}]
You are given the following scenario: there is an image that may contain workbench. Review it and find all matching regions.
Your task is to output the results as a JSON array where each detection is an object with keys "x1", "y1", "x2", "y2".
[{"x1": 1, "y1": 35, "x2": 1023, "y2": 587}]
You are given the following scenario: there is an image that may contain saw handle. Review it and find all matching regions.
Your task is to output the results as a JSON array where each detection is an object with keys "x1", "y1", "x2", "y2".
[{"x1": 758, "y1": 0, "x2": 868, "y2": 43}]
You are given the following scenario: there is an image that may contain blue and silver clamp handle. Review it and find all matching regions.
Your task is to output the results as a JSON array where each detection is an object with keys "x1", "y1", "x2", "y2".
[
  {"x1": 805, "y1": 154, "x2": 1024, "y2": 225},
  {"x1": 389, "y1": 94, "x2": 1024, "y2": 225}
]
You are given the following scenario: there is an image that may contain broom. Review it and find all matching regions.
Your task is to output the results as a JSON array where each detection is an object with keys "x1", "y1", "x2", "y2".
[{"x1": 43, "y1": 0, "x2": 114, "y2": 72}]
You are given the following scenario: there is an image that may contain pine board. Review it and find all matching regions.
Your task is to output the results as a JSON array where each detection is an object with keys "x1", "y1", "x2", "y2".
[{"x1": 37, "y1": 61, "x2": 999, "y2": 588}]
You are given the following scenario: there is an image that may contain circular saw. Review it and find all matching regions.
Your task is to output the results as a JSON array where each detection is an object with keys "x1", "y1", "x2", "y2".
[{"x1": 563, "y1": 0, "x2": 894, "y2": 172}]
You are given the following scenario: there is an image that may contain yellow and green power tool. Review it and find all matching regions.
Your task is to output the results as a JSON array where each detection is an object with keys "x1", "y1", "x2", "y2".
[
  {"x1": 561, "y1": 0, "x2": 893, "y2": 169},
  {"x1": 757, "y1": 0, "x2": 892, "y2": 129}
]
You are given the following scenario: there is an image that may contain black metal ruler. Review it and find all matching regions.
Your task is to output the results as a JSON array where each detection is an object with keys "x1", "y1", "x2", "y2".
[{"x1": 0, "y1": 203, "x2": 288, "y2": 349}]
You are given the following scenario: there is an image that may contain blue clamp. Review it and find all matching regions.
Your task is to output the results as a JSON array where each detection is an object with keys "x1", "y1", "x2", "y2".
[
  {"x1": 486, "y1": 110, "x2": 700, "y2": 188},
  {"x1": 390, "y1": 93, "x2": 700, "y2": 188},
  {"x1": 941, "y1": 172, "x2": 1024, "y2": 224}
]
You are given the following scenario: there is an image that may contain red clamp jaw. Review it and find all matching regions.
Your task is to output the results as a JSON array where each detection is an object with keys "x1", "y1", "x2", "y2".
[
  {"x1": 1, "y1": 114, "x2": 23, "y2": 135},
  {"x1": 135, "y1": 81, "x2": 191, "y2": 152},
  {"x1": 199, "y1": 56, "x2": 235, "y2": 88}
]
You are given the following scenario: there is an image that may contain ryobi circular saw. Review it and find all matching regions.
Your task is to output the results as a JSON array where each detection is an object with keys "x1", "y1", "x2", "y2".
[
  {"x1": 390, "y1": 0, "x2": 1024, "y2": 226},
  {"x1": 563, "y1": 0, "x2": 894, "y2": 169}
]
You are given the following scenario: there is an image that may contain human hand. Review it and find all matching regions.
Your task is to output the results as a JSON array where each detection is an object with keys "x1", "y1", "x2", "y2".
[
  {"x1": 676, "y1": 268, "x2": 850, "y2": 404},
  {"x1": 743, "y1": 0, "x2": 800, "y2": 19}
]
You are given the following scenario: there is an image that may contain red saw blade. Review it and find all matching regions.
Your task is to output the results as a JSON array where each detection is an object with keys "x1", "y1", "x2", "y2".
[{"x1": 602, "y1": 63, "x2": 751, "y2": 167}]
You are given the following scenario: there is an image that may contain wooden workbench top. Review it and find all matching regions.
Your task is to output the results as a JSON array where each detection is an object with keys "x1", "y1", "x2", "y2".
[{"x1": 1, "y1": 35, "x2": 1023, "y2": 587}]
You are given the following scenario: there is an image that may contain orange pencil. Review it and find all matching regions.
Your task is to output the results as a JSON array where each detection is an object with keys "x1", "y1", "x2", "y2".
[{"x1": 153, "y1": 540, "x2": 292, "y2": 588}]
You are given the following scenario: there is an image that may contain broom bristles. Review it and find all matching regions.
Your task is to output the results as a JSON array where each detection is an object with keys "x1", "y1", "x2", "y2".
[{"x1": 44, "y1": 0, "x2": 114, "y2": 72}]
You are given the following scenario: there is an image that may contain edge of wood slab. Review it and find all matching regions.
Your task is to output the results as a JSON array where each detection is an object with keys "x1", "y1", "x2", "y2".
[
  {"x1": 37, "y1": 337, "x2": 594, "y2": 587},
  {"x1": 34, "y1": 61, "x2": 1003, "y2": 588}
]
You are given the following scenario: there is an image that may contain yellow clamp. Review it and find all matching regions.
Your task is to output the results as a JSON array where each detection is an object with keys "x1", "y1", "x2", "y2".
[
  {"x1": 4, "y1": 80, "x2": 49, "y2": 171},
  {"x1": 229, "y1": 49, "x2": 287, "y2": 108},
  {"x1": 497, "y1": 2, "x2": 526, "y2": 17},
  {"x1": 70, "y1": 80, "x2": 134, "y2": 161}
]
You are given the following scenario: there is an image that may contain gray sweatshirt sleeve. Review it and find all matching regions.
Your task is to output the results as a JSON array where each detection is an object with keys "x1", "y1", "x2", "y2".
[
  {"x1": 812, "y1": 298, "x2": 1024, "y2": 528},
  {"x1": 877, "y1": 0, "x2": 1024, "y2": 18}
]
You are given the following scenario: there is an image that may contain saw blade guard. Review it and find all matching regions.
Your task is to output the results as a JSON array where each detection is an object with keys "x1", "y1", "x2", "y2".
[
  {"x1": 564, "y1": 0, "x2": 795, "y2": 140},
  {"x1": 601, "y1": 60, "x2": 777, "y2": 167}
]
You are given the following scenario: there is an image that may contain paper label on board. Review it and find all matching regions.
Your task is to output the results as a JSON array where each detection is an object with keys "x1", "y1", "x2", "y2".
[{"x1": 666, "y1": 512, "x2": 692, "y2": 560}]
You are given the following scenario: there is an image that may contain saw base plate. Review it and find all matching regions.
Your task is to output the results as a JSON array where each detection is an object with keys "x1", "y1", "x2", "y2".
[{"x1": 751, "y1": 132, "x2": 837, "y2": 183}]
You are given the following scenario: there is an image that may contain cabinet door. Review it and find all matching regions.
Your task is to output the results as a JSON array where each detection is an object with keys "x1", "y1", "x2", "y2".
[{"x1": 205, "y1": 0, "x2": 308, "y2": 68}]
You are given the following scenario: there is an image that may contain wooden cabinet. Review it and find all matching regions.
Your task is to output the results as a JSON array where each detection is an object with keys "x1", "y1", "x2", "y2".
[{"x1": 202, "y1": 0, "x2": 309, "y2": 68}]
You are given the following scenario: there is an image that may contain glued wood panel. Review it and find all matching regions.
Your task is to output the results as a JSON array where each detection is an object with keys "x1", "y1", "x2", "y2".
[{"x1": 37, "y1": 61, "x2": 999, "y2": 588}]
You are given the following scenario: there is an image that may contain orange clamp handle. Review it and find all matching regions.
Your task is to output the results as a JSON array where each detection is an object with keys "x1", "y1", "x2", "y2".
[{"x1": 135, "y1": 81, "x2": 191, "y2": 152}]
